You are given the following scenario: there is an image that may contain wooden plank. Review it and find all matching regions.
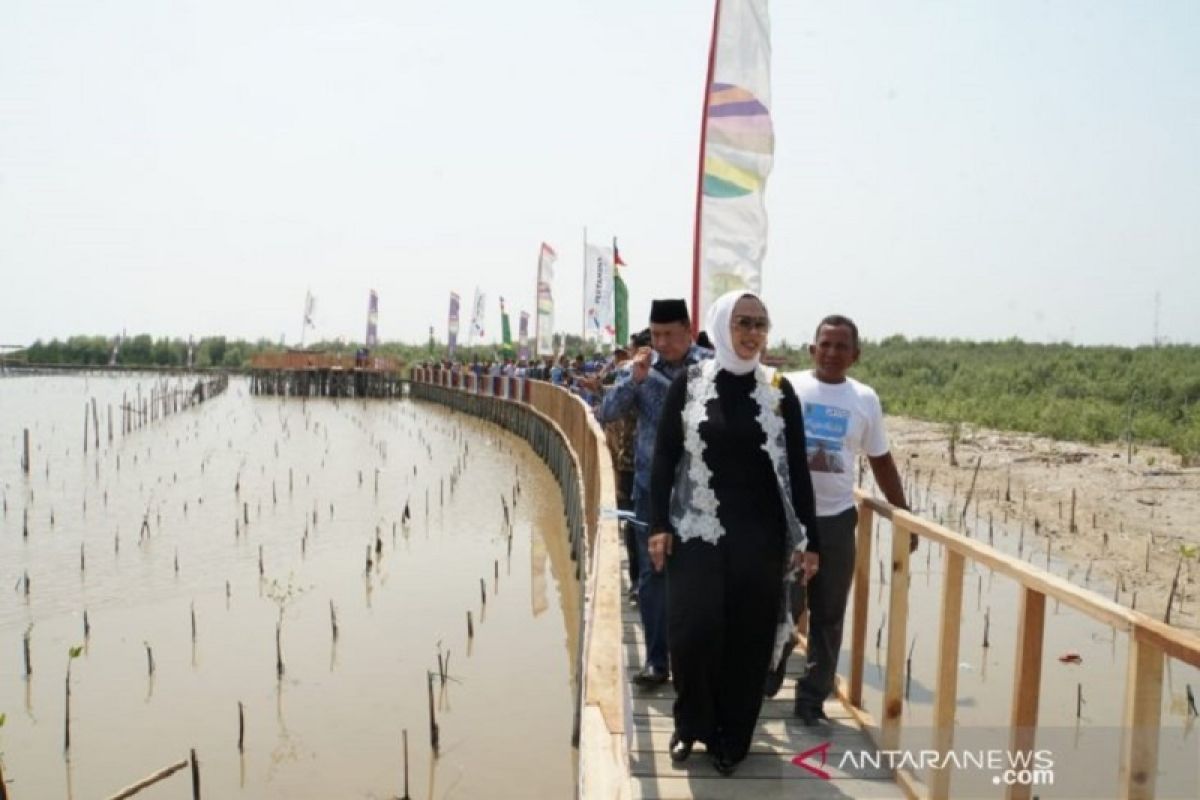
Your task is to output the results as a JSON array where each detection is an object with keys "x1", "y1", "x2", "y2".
[
  {"x1": 849, "y1": 503, "x2": 875, "y2": 708},
  {"x1": 632, "y1": 697, "x2": 850, "y2": 721},
  {"x1": 629, "y1": 750, "x2": 893, "y2": 780},
  {"x1": 1006, "y1": 587, "x2": 1045, "y2": 800},
  {"x1": 631, "y1": 775, "x2": 906, "y2": 799},
  {"x1": 880, "y1": 519, "x2": 911, "y2": 751},
  {"x1": 929, "y1": 549, "x2": 965, "y2": 799},
  {"x1": 1119, "y1": 636, "x2": 1164, "y2": 799}
]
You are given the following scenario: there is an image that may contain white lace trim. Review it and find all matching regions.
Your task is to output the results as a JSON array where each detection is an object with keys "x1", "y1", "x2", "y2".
[
  {"x1": 677, "y1": 361, "x2": 724, "y2": 544},
  {"x1": 675, "y1": 362, "x2": 787, "y2": 545}
]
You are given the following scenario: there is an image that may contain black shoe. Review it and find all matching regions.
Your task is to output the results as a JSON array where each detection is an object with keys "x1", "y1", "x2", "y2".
[
  {"x1": 710, "y1": 750, "x2": 737, "y2": 777},
  {"x1": 795, "y1": 704, "x2": 829, "y2": 726},
  {"x1": 631, "y1": 664, "x2": 669, "y2": 687},
  {"x1": 669, "y1": 731, "x2": 694, "y2": 763},
  {"x1": 763, "y1": 637, "x2": 797, "y2": 698}
]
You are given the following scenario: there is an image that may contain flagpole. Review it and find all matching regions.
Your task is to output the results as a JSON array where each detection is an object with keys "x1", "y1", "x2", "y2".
[
  {"x1": 581, "y1": 226, "x2": 588, "y2": 344},
  {"x1": 691, "y1": 0, "x2": 723, "y2": 336},
  {"x1": 533, "y1": 244, "x2": 541, "y2": 359}
]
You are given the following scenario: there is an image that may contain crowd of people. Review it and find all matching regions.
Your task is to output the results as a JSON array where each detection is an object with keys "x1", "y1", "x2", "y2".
[
  {"x1": 590, "y1": 291, "x2": 910, "y2": 777},
  {"x1": 419, "y1": 292, "x2": 910, "y2": 777}
]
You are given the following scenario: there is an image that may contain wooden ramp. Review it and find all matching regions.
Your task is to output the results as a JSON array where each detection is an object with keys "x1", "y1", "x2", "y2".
[{"x1": 622, "y1": 598, "x2": 906, "y2": 799}]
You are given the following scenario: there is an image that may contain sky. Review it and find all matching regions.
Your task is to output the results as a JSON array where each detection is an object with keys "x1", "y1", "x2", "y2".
[{"x1": 2, "y1": 0, "x2": 1197, "y2": 349}]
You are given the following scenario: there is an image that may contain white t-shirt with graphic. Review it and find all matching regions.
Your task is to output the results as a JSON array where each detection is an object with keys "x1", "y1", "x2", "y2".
[{"x1": 788, "y1": 371, "x2": 890, "y2": 517}]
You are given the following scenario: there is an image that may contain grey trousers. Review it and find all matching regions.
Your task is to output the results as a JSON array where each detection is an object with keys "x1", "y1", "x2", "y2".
[{"x1": 795, "y1": 506, "x2": 858, "y2": 711}]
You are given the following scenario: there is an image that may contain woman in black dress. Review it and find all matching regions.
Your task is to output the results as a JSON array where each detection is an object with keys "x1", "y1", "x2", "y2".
[{"x1": 647, "y1": 290, "x2": 819, "y2": 775}]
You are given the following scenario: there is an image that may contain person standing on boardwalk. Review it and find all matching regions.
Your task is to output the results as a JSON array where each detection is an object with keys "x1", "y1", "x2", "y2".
[
  {"x1": 791, "y1": 314, "x2": 911, "y2": 726},
  {"x1": 595, "y1": 299, "x2": 710, "y2": 687},
  {"x1": 648, "y1": 291, "x2": 818, "y2": 775}
]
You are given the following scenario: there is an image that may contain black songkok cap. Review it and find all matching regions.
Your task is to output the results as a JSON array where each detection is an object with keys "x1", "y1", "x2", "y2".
[{"x1": 649, "y1": 298, "x2": 689, "y2": 324}]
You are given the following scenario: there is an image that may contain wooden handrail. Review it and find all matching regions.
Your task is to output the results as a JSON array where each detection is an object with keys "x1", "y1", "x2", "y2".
[{"x1": 848, "y1": 487, "x2": 1200, "y2": 800}]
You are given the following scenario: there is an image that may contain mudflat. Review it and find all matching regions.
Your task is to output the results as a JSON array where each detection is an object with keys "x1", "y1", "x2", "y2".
[{"x1": 886, "y1": 416, "x2": 1200, "y2": 630}]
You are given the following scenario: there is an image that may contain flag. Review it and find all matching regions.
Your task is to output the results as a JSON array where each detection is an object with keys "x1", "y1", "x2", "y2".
[
  {"x1": 535, "y1": 243, "x2": 556, "y2": 356},
  {"x1": 613, "y1": 238, "x2": 629, "y2": 346},
  {"x1": 448, "y1": 291, "x2": 461, "y2": 359},
  {"x1": 365, "y1": 289, "x2": 379, "y2": 349},
  {"x1": 500, "y1": 296, "x2": 513, "y2": 356},
  {"x1": 518, "y1": 311, "x2": 530, "y2": 361},
  {"x1": 693, "y1": 0, "x2": 774, "y2": 330},
  {"x1": 301, "y1": 290, "x2": 317, "y2": 347},
  {"x1": 468, "y1": 287, "x2": 487, "y2": 345},
  {"x1": 583, "y1": 243, "x2": 616, "y2": 343}
]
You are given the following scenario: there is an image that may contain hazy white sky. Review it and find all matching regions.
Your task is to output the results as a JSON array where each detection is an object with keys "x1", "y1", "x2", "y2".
[{"x1": 2, "y1": 1, "x2": 1197, "y2": 348}]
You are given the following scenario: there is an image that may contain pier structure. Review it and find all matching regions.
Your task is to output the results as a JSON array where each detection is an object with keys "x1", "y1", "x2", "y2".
[{"x1": 248, "y1": 351, "x2": 405, "y2": 398}]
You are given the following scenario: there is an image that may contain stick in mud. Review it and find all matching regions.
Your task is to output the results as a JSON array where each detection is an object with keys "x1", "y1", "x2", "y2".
[
  {"x1": 238, "y1": 701, "x2": 245, "y2": 752},
  {"x1": 480, "y1": 578, "x2": 486, "y2": 606},
  {"x1": 190, "y1": 748, "x2": 200, "y2": 800},
  {"x1": 23, "y1": 625, "x2": 32, "y2": 676},
  {"x1": 402, "y1": 728, "x2": 411, "y2": 799},
  {"x1": 1076, "y1": 683, "x2": 1083, "y2": 719},
  {"x1": 191, "y1": 602, "x2": 197, "y2": 643},
  {"x1": 467, "y1": 610, "x2": 474, "y2": 639},
  {"x1": 275, "y1": 622, "x2": 284, "y2": 679},
  {"x1": 1187, "y1": 685, "x2": 1198, "y2": 718},
  {"x1": 1070, "y1": 489, "x2": 1078, "y2": 533},
  {"x1": 145, "y1": 642, "x2": 155, "y2": 676},
  {"x1": 329, "y1": 600, "x2": 339, "y2": 641},
  {"x1": 983, "y1": 608, "x2": 991, "y2": 648},
  {"x1": 427, "y1": 671, "x2": 440, "y2": 754},
  {"x1": 22, "y1": 428, "x2": 30, "y2": 474},
  {"x1": 84, "y1": 610, "x2": 90, "y2": 640},
  {"x1": 1165, "y1": 556, "x2": 1184, "y2": 624}
]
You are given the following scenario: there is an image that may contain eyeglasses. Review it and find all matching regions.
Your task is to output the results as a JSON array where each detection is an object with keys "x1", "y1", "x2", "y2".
[{"x1": 732, "y1": 315, "x2": 771, "y2": 333}]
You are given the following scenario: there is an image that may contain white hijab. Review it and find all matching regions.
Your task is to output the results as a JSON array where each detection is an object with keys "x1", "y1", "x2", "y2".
[{"x1": 705, "y1": 289, "x2": 765, "y2": 376}]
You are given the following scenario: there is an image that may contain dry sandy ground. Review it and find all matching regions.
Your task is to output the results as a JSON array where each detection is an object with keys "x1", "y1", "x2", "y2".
[{"x1": 883, "y1": 416, "x2": 1200, "y2": 631}]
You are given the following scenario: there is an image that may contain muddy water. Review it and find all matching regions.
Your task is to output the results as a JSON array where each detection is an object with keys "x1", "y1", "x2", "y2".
[
  {"x1": 0, "y1": 374, "x2": 578, "y2": 799},
  {"x1": 847, "y1": 475, "x2": 1200, "y2": 796}
]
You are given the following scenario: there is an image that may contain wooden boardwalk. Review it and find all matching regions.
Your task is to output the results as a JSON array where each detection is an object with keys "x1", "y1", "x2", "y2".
[{"x1": 622, "y1": 588, "x2": 906, "y2": 799}]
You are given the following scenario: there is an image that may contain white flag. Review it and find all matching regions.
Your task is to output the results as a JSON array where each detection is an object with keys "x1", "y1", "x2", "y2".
[
  {"x1": 583, "y1": 243, "x2": 615, "y2": 343},
  {"x1": 468, "y1": 287, "x2": 487, "y2": 345},
  {"x1": 695, "y1": 0, "x2": 774, "y2": 326},
  {"x1": 535, "y1": 243, "x2": 556, "y2": 356}
]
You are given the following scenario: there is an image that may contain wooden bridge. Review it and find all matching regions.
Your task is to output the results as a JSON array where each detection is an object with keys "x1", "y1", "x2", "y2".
[{"x1": 410, "y1": 368, "x2": 1200, "y2": 800}]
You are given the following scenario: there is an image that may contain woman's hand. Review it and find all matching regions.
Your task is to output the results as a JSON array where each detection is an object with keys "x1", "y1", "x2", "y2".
[
  {"x1": 648, "y1": 532, "x2": 673, "y2": 572},
  {"x1": 792, "y1": 550, "x2": 819, "y2": 584}
]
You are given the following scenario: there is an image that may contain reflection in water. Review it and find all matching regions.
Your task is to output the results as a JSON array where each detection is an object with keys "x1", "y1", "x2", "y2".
[{"x1": 0, "y1": 375, "x2": 579, "y2": 798}]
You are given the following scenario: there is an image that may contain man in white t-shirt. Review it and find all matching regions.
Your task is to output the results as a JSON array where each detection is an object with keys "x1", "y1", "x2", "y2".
[{"x1": 788, "y1": 315, "x2": 912, "y2": 725}]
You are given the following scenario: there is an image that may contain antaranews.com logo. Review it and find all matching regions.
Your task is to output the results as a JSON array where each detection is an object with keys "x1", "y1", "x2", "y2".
[{"x1": 792, "y1": 741, "x2": 1054, "y2": 787}]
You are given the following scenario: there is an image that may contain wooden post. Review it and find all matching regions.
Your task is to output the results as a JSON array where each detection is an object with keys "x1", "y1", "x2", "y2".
[
  {"x1": 930, "y1": 549, "x2": 965, "y2": 799},
  {"x1": 881, "y1": 516, "x2": 912, "y2": 751},
  {"x1": 1006, "y1": 587, "x2": 1045, "y2": 800},
  {"x1": 1119, "y1": 635, "x2": 1164, "y2": 799},
  {"x1": 848, "y1": 502, "x2": 874, "y2": 708},
  {"x1": 190, "y1": 748, "x2": 200, "y2": 799},
  {"x1": 22, "y1": 428, "x2": 30, "y2": 474}
]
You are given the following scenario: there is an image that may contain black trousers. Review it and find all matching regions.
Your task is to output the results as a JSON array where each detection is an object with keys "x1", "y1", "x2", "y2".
[
  {"x1": 795, "y1": 506, "x2": 858, "y2": 711},
  {"x1": 667, "y1": 532, "x2": 783, "y2": 762}
]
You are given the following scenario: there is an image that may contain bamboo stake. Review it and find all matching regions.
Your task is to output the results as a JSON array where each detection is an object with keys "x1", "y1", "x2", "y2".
[
  {"x1": 104, "y1": 759, "x2": 189, "y2": 800},
  {"x1": 427, "y1": 671, "x2": 439, "y2": 754}
]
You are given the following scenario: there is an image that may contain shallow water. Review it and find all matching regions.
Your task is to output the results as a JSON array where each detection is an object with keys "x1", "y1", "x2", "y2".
[{"x1": 0, "y1": 374, "x2": 578, "y2": 798}]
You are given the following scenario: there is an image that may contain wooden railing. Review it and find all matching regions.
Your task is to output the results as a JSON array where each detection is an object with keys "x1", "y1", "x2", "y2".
[{"x1": 845, "y1": 491, "x2": 1200, "y2": 800}]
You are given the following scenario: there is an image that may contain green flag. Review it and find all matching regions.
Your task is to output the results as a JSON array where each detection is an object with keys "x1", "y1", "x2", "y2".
[
  {"x1": 613, "y1": 238, "x2": 629, "y2": 345},
  {"x1": 500, "y1": 297, "x2": 513, "y2": 357}
]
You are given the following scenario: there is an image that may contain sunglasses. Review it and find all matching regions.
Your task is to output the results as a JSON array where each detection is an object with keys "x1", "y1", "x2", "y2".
[{"x1": 732, "y1": 315, "x2": 771, "y2": 333}]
